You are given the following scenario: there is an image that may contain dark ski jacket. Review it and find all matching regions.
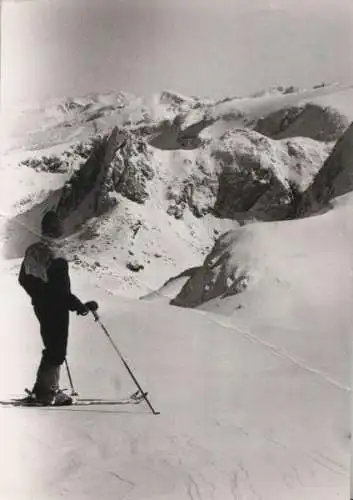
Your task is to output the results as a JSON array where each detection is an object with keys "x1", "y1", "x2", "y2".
[{"x1": 18, "y1": 239, "x2": 82, "y2": 311}]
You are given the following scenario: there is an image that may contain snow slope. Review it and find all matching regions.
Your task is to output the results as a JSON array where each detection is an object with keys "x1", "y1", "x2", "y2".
[
  {"x1": 0, "y1": 194, "x2": 352, "y2": 499},
  {"x1": 170, "y1": 194, "x2": 353, "y2": 389},
  {"x1": 0, "y1": 253, "x2": 350, "y2": 500}
]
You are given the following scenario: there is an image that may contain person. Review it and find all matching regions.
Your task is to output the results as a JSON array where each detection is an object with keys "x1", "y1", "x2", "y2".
[{"x1": 18, "y1": 210, "x2": 97, "y2": 406}]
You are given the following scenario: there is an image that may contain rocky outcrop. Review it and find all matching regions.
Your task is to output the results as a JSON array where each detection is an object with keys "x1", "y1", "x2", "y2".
[
  {"x1": 111, "y1": 134, "x2": 154, "y2": 204},
  {"x1": 171, "y1": 229, "x2": 251, "y2": 308},
  {"x1": 20, "y1": 155, "x2": 68, "y2": 174},
  {"x1": 157, "y1": 128, "x2": 330, "y2": 223},
  {"x1": 55, "y1": 127, "x2": 123, "y2": 234},
  {"x1": 166, "y1": 154, "x2": 219, "y2": 219},
  {"x1": 210, "y1": 129, "x2": 329, "y2": 221},
  {"x1": 4, "y1": 127, "x2": 159, "y2": 258},
  {"x1": 294, "y1": 121, "x2": 353, "y2": 216},
  {"x1": 3, "y1": 128, "x2": 122, "y2": 257},
  {"x1": 149, "y1": 113, "x2": 213, "y2": 151},
  {"x1": 18, "y1": 135, "x2": 106, "y2": 174},
  {"x1": 255, "y1": 103, "x2": 348, "y2": 142}
]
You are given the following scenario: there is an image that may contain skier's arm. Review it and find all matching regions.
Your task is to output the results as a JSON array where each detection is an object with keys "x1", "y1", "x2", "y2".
[{"x1": 49, "y1": 258, "x2": 86, "y2": 312}]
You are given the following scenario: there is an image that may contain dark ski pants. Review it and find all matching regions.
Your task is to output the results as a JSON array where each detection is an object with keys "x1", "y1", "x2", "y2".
[{"x1": 32, "y1": 303, "x2": 70, "y2": 400}]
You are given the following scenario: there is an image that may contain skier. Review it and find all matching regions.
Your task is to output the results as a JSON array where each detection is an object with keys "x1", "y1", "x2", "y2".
[{"x1": 18, "y1": 210, "x2": 97, "y2": 406}]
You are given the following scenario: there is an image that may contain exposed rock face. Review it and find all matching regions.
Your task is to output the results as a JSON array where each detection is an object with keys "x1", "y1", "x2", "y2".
[
  {"x1": 210, "y1": 129, "x2": 329, "y2": 221},
  {"x1": 4, "y1": 127, "x2": 158, "y2": 258},
  {"x1": 3, "y1": 128, "x2": 122, "y2": 257},
  {"x1": 148, "y1": 105, "x2": 217, "y2": 151},
  {"x1": 111, "y1": 134, "x2": 154, "y2": 204},
  {"x1": 255, "y1": 103, "x2": 348, "y2": 142},
  {"x1": 166, "y1": 154, "x2": 220, "y2": 219},
  {"x1": 20, "y1": 155, "x2": 68, "y2": 174},
  {"x1": 171, "y1": 229, "x2": 251, "y2": 308},
  {"x1": 55, "y1": 127, "x2": 123, "y2": 235},
  {"x1": 294, "y1": 122, "x2": 353, "y2": 216},
  {"x1": 8, "y1": 126, "x2": 158, "y2": 243},
  {"x1": 18, "y1": 136, "x2": 111, "y2": 174},
  {"x1": 18, "y1": 129, "x2": 156, "y2": 209},
  {"x1": 162, "y1": 129, "x2": 329, "y2": 223}
]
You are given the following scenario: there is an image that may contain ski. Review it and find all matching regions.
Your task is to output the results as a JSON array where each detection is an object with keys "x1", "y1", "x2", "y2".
[
  {"x1": 73, "y1": 395, "x2": 147, "y2": 406},
  {"x1": 72, "y1": 391, "x2": 148, "y2": 406},
  {"x1": 0, "y1": 391, "x2": 148, "y2": 408}
]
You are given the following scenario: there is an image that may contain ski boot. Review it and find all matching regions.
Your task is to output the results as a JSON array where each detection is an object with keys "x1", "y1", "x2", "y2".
[
  {"x1": 52, "y1": 389, "x2": 73, "y2": 406},
  {"x1": 24, "y1": 388, "x2": 73, "y2": 406}
]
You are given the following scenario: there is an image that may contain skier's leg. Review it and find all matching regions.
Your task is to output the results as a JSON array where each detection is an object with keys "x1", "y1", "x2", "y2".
[
  {"x1": 45, "y1": 308, "x2": 73, "y2": 405},
  {"x1": 32, "y1": 306, "x2": 71, "y2": 405},
  {"x1": 30, "y1": 305, "x2": 50, "y2": 399},
  {"x1": 33, "y1": 361, "x2": 61, "y2": 403}
]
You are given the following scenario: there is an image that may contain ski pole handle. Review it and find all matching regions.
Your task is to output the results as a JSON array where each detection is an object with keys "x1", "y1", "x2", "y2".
[{"x1": 85, "y1": 301, "x2": 99, "y2": 320}]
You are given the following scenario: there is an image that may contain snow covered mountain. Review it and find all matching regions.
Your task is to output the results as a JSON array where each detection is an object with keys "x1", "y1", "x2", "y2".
[
  {"x1": 2, "y1": 84, "x2": 353, "y2": 288},
  {"x1": 0, "y1": 83, "x2": 352, "y2": 499}
]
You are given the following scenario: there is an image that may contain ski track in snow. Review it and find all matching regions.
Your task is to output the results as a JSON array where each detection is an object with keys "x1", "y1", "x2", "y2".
[{"x1": 195, "y1": 310, "x2": 350, "y2": 392}]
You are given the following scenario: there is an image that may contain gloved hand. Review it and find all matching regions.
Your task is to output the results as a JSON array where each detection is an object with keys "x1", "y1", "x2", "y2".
[
  {"x1": 84, "y1": 300, "x2": 98, "y2": 312},
  {"x1": 76, "y1": 302, "x2": 89, "y2": 316}
]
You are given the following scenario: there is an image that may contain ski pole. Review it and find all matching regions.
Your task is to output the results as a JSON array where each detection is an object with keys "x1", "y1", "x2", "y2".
[
  {"x1": 64, "y1": 358, "x2": 79, "y2": 397},
  {"x1": 91, "y1": 309, "x2": 160, "y2": 415}
]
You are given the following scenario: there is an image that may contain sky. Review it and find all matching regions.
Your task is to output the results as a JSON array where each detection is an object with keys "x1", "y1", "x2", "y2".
[{"x1": 1, "y1": 0, "x2": 353, "y2": 110}]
